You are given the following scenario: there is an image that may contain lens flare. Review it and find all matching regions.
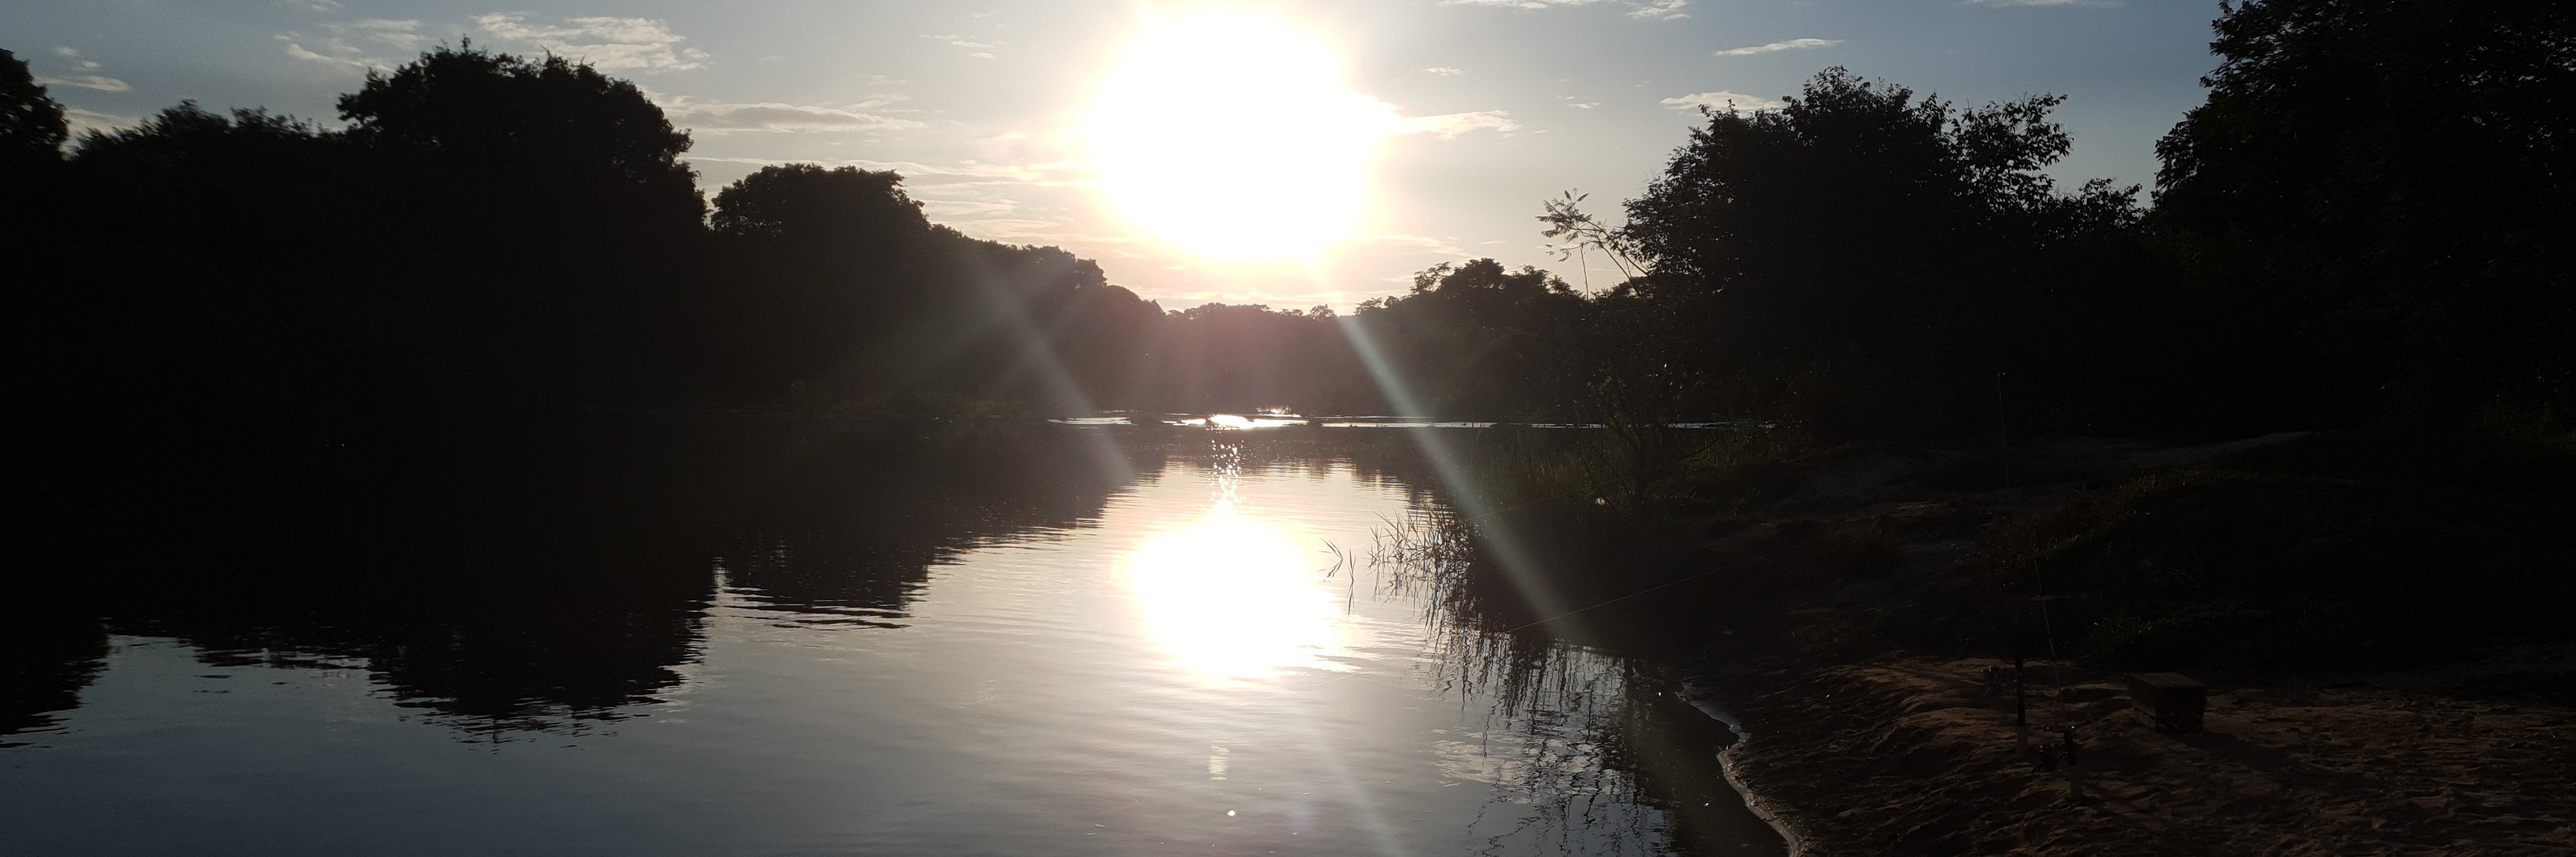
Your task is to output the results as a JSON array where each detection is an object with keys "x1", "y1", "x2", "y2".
[{"x1": 1083, "y1": 8, "x2": 1397, "y2": 261}]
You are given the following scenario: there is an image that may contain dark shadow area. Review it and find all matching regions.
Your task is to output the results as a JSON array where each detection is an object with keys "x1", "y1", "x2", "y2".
[{"x1": 2, "y1": 414, "x2": 1157, "y2": 739}]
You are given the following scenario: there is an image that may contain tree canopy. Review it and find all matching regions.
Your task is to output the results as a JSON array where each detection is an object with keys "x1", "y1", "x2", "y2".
[
  {"x1": 1613, "y1": 68, "x2": 2145, "y2": 435},
  {"x1": 2154, "y1": 0, "x2": 2576, "y2": 427},
  {"x1": 339, "y1": 44, "x2": 702, "y2": 225},
  {"x1": 0, "y1": 49, "x2": 67, "y2": 165},
  {"x1": 8, "y1": 0, "x2": 2570, "y2": 438}
]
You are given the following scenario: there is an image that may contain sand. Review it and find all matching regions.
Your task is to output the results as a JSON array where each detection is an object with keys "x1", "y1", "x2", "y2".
[{"x1": 1694, "y1": 658, "x2": 2576, "y2": 856}]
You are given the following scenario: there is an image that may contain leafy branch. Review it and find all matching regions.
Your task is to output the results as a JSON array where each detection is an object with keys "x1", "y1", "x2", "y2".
[{"x1": 1537, "y1": 190, "x2": 1652, "y2": 285}]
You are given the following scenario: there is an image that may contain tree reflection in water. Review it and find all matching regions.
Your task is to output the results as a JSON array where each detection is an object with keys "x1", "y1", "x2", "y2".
[
  {"x1": 5, "y1": 416, "x2": 1159, "y2": 743},
  {"x1": 1371, "y1": 506, "x2": 1774, "y2": 856},
  {"x1": 4, "y1": 423, "x2": 1775, "y2": 854}
]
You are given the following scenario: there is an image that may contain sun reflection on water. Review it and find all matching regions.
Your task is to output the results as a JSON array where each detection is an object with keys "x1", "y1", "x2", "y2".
[{"x1": 1122, "y1": 454, "x2": 1346, "y2": 679}]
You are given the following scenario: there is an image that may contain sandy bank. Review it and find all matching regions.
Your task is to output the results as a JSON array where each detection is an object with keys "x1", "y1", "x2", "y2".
[{"x1": 1697, "y1": 657, "x2": 2575, "y2": 856}]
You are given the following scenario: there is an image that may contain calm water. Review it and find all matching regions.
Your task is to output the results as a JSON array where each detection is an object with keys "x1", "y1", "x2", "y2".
[{"x1": 1, "y1": 427, "x2": 1779, "y2": 856}]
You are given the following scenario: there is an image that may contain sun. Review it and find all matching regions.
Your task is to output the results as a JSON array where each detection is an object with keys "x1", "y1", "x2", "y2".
[{"x1": 1083, "y1": 8, "x2": 1397, "y2": 261}]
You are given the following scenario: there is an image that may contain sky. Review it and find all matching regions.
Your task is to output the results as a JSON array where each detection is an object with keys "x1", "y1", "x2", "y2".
[{"x1": 5, "y1": 0, "x2": 2227, "y2": 310}]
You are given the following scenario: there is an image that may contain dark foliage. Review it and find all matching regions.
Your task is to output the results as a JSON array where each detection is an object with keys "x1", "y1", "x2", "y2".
[
  {"x1": 0, "y1": 48, "x2": 66, "y2": 165},
  {"x1": 0, "y1": 45, "x2": 1163, "y2": 421},
  {"x1": 1619, "y1": 68, "x2": 2149, "y2": 438},
  {"x1": 338, "y1": 44, "x2": 702, "y2": 226},
  {"x1": 4, "y1": 0, "x2": 2566, "y2": 459},
  {"x1": 2154, "y1": 0, "x2": 2576, "y2": 431},
  {"x1": 4, "y1": 0, "x2": 2573, "y2": 740}
]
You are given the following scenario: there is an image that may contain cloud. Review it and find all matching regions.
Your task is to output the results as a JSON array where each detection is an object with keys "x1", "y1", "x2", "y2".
[
  {"x1": 919, "y1": 199, "x2": 1022, "y2": 217},
  {"x1": 686, "y1": 154, "x2": 1119, "y2": 253},
  {"x1": 1441, "y1": 0, "x2": 1687, "y2": 19},
  {"x1": 660, "y1": 98, "x2": 927, "y2": 133},
  {"x1": 922, "y1": 34, "x2": 1003, "y2": 58},
  {"x1": 331, "y1": 20, "x2": 428, "y2": 52},
  {"x1": 274, "y1": 0, "x2": 342, "y2": 10},
  {"x1": 1425, "y1": 66, "x2": 1464, "y2": 77},
  {"x1": 1627, "y1": 0, "x2": 1690, "y2": 20},
  {"x1": 1661, "y1": 91, "x2": 1785, "y2": 113},
  {"x1": 282, "y1": 41, "x2": 366, "y2": 70},
  {"x1": 687, "y1": 156, "x2": 1084, "y2": 186},
  {"x1": 1359, "y1": 233, "x2": 1467, "y2": 255},
  {"x1": 1714, "y1": 38, "x2": 1841, "y2": 56},
  {"x1": 1443, "y1": 0, "x2": 1607, "y2": 7},
  {"x1": 474, "y1": 14, "x2": 710, "y2": 71},
  {"x1": 279, "y1": 19, "x2": 425, "y2": 72},
  {"x1": 38, "y1": 74, "x2": 130, "y2": 93},
  {"x1": 65, "y1": 107, "x2": 142, "y2": 134},
  {"x1": 35, "y1": 47, "x2": 132, "y2": 91},
  {"x1": 1402, "y1": 110, "x2": 1519, "y2": 139},
  {"x1": 1966, "y1": 0, "x2": 2117, "y2": 6}
]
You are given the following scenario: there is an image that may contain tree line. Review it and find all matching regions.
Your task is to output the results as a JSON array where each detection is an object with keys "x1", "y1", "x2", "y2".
[{"x1": 4, "y1": 0, "x2": 2570, "y2": 441}]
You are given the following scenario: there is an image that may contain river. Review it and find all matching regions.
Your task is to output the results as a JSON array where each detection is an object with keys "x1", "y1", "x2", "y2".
[{"x1": 1, "y1": 421, "x2": 1781, "y2": 856}]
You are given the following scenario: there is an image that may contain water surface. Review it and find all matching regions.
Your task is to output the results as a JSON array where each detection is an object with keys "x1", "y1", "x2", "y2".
[{"x1": 2, "y1": 429, "x2": 1779, "y2": 856}]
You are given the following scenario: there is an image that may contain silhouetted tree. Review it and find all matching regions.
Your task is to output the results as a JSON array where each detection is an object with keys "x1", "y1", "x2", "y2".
[
  {"x1": 712, "y1": 163, "x2": 927, "y2": 241},
  {"x1": 699, "y1": 164, "x2": 1161, "y2": 409},
  {"x1": 1620, "y1": 68, "x2": 2142, "y2": 436},
  {"x1": 1351, "y1": 259, "x2": 1587, "y2": 418},
  {"x1": 934, "y1": 237, "x2": 1162, "y2": 413},
  {"x1": 338, "y1": 43, "x2": 701, "y2": 225},
  {"x1": 0, "y1": 48, "x2": 66, "y2": 165},
  {"x1": 2154, "y1": 0, "x2": 2576, "y2": 430},
  {"x1": 1141, "y1": 302, "x2": 1372, "y2": 414},
  {"x1": 701, "y1": 165, "x2": 935, "y2": 397}
]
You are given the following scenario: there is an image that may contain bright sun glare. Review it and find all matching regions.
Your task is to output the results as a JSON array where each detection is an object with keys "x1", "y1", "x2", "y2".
[
  {"x1": 1085, "y1": 8, "x2": 1396, "y2": 261},
  {"x1": 1123, "y1": 499, "x2": 1345, "y2": 678}
]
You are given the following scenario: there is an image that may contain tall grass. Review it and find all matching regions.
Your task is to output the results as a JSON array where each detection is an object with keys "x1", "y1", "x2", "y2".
[{"x1": 1461, "y1": 423, "x2": 1820, "y2": 522}]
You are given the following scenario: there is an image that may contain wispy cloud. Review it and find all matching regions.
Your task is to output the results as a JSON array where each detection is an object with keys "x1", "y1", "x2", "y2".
[
  {"x1": 1627, "y1": 0, "x2": 1690, "y2": 20},
  {"x1": 1442, "y1": 0, "x2": 1688, "y2": 21},
  {"x1": 1714, "y1": 38, "x2": 1841, "y2": 56},
  {"x1": 1402, "y1": 110, "x2": 1519, "y2": 139},
  {"x1": 661, "y1": 97, "x2": 926, "y2": 134},
  {"x1": 687, "y1": 156, "x2": 1084, "y2": 186},
  {"x1": 1661, "y1": 91, "x2": 1785, "y2": 113},
  {"x1": 333, "y1": 20, "x2": 427, "y2": 52},
  {"x1": 921, "y1": 34, "x2": 1002, "y2": 59},
  {"x1": 919, "y1": 199, "x2": 1022, "y2": 217},
  {"x1": 1444, "y1": 0, "x2": 1611, "y2": 8},
  {"x1": 1425, "y1": 66, "x2": 1464, "y2": 77},
  {"x1": 38, "y1": 74, "x2": 130, "y2": 92},
  {"x1": 273, "y1": 0, "x2": 342, "y2": 11},
  {"x1": 65, "y1": 107, "x2": 143, "y2": 134},
  {"x1": 37, "y1": 47, "x2": 132, "y2": 91},
  {"x1": 474, "y1": 14, "x2": 709, "y2": 71},
  {"x1": 1360, "y1": 233, "x2": 1468, "y2": 255},
  {"x1": 279, "y1": 19, "x2": 424, "y2": 72}
]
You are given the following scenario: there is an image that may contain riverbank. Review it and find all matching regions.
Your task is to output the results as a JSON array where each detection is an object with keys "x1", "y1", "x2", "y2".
[
  {"x1": 1692, "y1": 651, "x2": 2576, "y2": 856},
  {"x1": 1586, "y1": 428, "x2": 2576, "y2": 854}
]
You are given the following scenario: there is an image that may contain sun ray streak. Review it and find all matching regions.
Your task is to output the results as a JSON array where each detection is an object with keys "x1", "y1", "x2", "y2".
[
  {"x1": 1333, "y1": 317, "x2": 1582, "y2": 630},
  {"x1": 956, "y1": 255, "x2": 1136, "y2": 485}
]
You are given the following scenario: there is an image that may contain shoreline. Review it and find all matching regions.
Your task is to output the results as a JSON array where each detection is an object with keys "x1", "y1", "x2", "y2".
[
  {"x1": 1684, "y1": 655, "x2": 2576, "y2": 856},
  {"x1": 1592, "y1": 431, "x2": 2576, "y2": 855},
  {"x1": 1679, "y1": 680, "x2": 1815, "y2": 857}
]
